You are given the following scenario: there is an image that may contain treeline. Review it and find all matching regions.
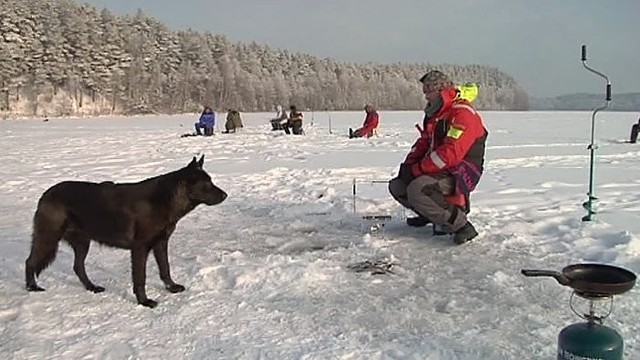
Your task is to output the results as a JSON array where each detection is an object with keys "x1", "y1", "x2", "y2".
[{"x1": 0, "y1": 0, "x2": 531, "y2": 117}]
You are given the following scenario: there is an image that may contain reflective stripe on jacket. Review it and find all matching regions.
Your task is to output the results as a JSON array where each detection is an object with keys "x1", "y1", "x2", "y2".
[{"x1": 404, "y1": 88, "x2": 487, "y2": 176}]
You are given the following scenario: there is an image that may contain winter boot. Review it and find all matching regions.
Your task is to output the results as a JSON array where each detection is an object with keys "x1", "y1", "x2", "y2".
[
  {"x1": 406, "y1": 215, "x2": 431, "y2": 227},
  {"x1": 349, "y1": 128, "x2": 354, "y2": 138},
  {"x1": 453, "y1": 221, "x2": 478, "y2": 245}
]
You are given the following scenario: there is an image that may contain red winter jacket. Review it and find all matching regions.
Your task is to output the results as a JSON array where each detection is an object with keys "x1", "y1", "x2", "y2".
[
  {"x1": 359, "y1": 110, "x2": 379, "y2": 137},
  {"x1": 404, "y1": 88, "x2": 487, "y2": 205}
]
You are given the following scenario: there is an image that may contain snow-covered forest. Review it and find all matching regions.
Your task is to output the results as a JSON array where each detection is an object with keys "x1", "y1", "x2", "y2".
[{"x1": 0, "y1": 0, "x2": 530, "y2": 117}]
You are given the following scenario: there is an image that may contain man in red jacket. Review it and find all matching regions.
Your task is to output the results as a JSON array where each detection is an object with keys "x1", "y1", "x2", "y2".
[
  {"x1": 349, "y1": 105, "x2": 380, "y2": 138},
  {"x1": 388, "y1": 70, "x2": 488, "y2": 244}
]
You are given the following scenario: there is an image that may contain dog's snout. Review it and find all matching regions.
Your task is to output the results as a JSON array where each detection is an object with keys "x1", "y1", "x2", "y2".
[{"x1": 221, "y1": 191, "x2": 228, "y2": 201}]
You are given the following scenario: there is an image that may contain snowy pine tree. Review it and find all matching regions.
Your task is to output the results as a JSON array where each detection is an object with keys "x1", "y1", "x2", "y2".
[{"x1": 0, "y1": 0, "x2": 531, "y2": 117}]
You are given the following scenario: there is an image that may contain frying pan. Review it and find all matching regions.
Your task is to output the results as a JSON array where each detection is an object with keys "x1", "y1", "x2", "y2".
[{"x1": 521, "y1": 263, "x2": 636, "y2": 298}]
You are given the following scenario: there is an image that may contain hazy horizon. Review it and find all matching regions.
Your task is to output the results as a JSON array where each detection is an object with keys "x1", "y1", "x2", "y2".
[{"x1": 80, "y1": 0, "x2": 639, "y2": 98}]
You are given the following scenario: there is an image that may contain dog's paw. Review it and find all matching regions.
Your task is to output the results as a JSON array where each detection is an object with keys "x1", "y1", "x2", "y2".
[
  {"x1": 138, "y1": 299, "x2": 158, "y2": 308},
  {"x1": 88, "y1": 285, "x2": 105, "y2": 293},
  {"x1": 166, "y1": 283, "x2": 186, "y2": 293},
  {"x1": 26, "y1": 284, "x2": 45, "y2": 292}
]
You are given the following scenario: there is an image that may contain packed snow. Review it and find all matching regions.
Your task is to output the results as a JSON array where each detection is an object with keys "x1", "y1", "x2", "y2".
[{"x1": 0, "y1": 110, "x2": 639, "y2": 359}]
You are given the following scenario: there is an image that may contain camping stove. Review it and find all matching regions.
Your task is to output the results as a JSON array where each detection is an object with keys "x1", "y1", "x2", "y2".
[
  {"x1": 522, "y1": 264, "x2": 636, "y2": 360},
  {"x1": 557, "y1": 292, "x2": 623, "y2": 360}
]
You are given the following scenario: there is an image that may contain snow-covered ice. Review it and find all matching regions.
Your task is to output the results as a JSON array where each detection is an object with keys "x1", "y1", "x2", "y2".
[{"x1": 1, "y1": 110, "x2": 639, "y2": 359}]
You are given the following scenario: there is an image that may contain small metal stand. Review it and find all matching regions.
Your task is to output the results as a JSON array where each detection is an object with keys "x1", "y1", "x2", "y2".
[
  {"x1": 352, "y1": 178, "x2": 395, "y2": 235},
  {"x1": 569, "y1": 292, "x2": 614, "y2": 325},
  {"x1": 348, "y1": 179, "x2": 401, "y2": 275}
]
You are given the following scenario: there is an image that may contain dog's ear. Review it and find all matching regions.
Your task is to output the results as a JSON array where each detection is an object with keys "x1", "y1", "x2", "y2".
[
  {"x1": 188, "y1": 156, "x2": 197, "y2": 168},
  {"x1": 197, "y1": 154, "x2": 205, "y2": 169}
]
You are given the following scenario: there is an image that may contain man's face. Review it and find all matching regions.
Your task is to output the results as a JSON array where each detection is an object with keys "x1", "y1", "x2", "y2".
[{"x1": 422, "y1": 82, "x2": 439, "y2": 102}]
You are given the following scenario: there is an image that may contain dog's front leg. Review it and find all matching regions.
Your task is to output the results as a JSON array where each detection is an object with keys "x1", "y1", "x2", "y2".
[
  {"x1": 131, "y1": 246, "x2": 156, "y2": 308},
  {"x1": 152, "y1": 238, "x2": 185, "y2": 293}
]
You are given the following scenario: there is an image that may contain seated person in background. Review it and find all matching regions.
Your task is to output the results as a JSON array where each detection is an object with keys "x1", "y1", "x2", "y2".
[
  {"x1": 630, "y1": 118, "x2": 640, "y2": 144},
  {"x1": 195, "y1": 106, "x2": 216, "y2": 136},
  {"x1": 349, "y1": 104, "x2": 379, "y2": 138},
  {"x1": 283, "y1": 105, "x2": 304, "y2": 135},
  {"x1": 224, "y1": 109, "x2": 243, "y2": 133},
  {"x1": 270, "y1": 105, "x2": 288, "y2": 131}
]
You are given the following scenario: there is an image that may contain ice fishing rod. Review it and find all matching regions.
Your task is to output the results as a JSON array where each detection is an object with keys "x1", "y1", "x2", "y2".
[
  {"x1": 352, "y1": 179, "x2": 390, "y2": 213},
  {"x1": 580, "y1": 44, "x2": 611, "y2": 222}
]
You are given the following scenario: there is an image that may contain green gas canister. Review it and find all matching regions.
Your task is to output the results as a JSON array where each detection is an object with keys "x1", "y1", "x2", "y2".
[{"x1": 558, "y1": 320, "x2": 623, "y2": 360}]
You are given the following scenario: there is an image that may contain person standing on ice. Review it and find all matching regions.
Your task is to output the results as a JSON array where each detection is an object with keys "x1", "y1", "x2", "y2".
[
  {"x1": 630, "y1": 117, "x2": 640, "y2": 144},
  {"x1": 349, "y1": 104, "x2": 380, "y2": 138},
  {"x1": 388, "y1": 70, "x2": 488, "y2": 245}
]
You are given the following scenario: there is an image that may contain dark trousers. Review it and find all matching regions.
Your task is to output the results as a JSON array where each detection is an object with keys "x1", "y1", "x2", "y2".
[
  {"x1": 224, "y1": 122, "x2": 237, "y2": 133},
  {"x1": 271, "y1": 119, "x2": 284, "y2": 131},
  {"x1": 630, "y1": 124, "x2": 639, "y2": 144},
  {"x1": 284, "y1": 120, "x2": 303, "y2": 135},
  {"x1": 195, "y1": 123, "x2": 213, "y2": 136}
]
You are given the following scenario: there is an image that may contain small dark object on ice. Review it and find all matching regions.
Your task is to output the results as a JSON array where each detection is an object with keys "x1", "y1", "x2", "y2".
[
  {"x1": 362, "y1": 215, "x2": 392, "y2": 221},
  {"x1": 347, "y1": 258, "x2": 397, "y2": 275}
]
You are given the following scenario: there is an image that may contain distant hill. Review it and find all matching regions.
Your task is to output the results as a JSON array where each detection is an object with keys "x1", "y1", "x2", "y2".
[{"x1": 531, "y1": 93, "x2": 640, "y2": 111}]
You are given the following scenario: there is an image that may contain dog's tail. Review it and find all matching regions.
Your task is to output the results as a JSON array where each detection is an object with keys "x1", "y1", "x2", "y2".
[{"x1": 25, "y1": 203, "x2": 67, "y2": 285}]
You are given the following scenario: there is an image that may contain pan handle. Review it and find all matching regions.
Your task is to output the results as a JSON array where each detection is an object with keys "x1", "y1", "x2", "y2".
[{"x1": 521, "y1": 269, "x2": 571, "y2": 286}]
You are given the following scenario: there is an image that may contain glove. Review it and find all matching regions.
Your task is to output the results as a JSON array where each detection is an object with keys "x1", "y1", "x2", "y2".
[{"x1": 398, "y1": 163, "x2": 415, "y2": 185}]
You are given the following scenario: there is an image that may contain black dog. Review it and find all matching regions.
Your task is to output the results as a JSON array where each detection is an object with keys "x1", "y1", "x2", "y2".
[{"x1": 25, "y1": 155, "x2": 227, "y2": 308}]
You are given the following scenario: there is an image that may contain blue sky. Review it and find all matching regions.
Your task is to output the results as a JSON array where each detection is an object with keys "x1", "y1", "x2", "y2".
[{"x1": 81, "y1": 0, "x2": 639, "y2": 97}]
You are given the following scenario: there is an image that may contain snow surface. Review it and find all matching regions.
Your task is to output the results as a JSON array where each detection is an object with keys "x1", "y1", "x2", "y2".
[{"x1": 1, "y1": 110, "x2": 639, "y2": 359}]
